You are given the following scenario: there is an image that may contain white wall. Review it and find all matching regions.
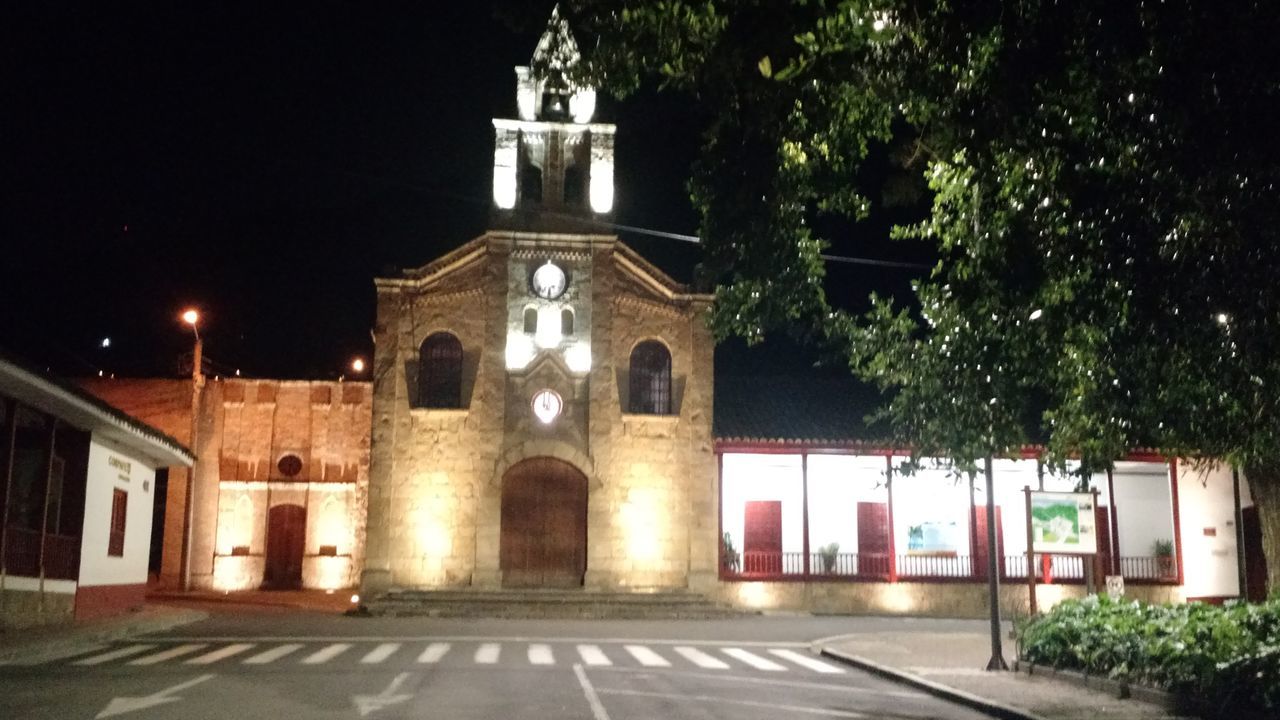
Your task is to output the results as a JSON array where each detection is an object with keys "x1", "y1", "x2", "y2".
[
  {"x1": 1112, "y1": 461, "x2": 1175, "y2": 559},
  {"x1": 721, "y1": 454, "x2": 804, "y2": 554},
  {"x1": 1177, "y1": 460, "x2": 1244, "y2": 598},
  {"x1": 78, "y1": 437, "x2": 156, "y2": 587},
  {"x1": 806, "y1": 455, "x2": 889, "y2": 555}
]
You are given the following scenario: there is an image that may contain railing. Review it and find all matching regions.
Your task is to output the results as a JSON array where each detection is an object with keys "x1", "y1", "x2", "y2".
[
  {"x1": 724, "y1": 549, "x2": 1179, "y2": 584},
  {"x1": 42, "y1": 533, "x2": 81, "y2": 580},
  {"x1": 1120, "y1": 555, "x2": 1178, "y2": 581},
  {"x1": 2, "y1": 527, "x2": 81, "y2": 580},
  {"x1": 808, "y1": 552, "x2": 892, "y2": 578},
  {"x1": 897, "y1": 553, "x2": 972, "y2": 578},
  {"x1": 2, "y1": 526, "x2": 42, "y2": 576}
]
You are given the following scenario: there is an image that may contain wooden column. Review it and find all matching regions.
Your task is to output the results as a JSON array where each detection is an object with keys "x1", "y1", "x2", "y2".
[
  {"x1": 1169, "y1": 458, "x2": 1185, "y2": 586},
  {"x1": 885, "y1": 455, "x2": 897, "y2": 583},
  {"x1": 801, "y1": 453, "x2": 810, "y2": 578}
]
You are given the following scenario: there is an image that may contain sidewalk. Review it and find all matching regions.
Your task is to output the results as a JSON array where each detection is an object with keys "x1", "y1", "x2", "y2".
[
  {"x1": 813, "y1": 618, "x2": 1196, "y2": 720},
  {"x1": 146, "y1": 588, "x2": 357, "y2": 614},
  {"x1": 0, "y1": 604, "x2": 207, "y2": 666}
]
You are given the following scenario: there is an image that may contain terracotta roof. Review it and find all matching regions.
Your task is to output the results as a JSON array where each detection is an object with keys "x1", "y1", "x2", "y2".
[{"x1": 713, "y1": 375, "x2": 889, "y2": 445}]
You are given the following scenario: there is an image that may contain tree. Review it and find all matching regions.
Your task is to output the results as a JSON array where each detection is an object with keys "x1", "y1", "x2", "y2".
[{"x1": 569, "y1": 0, "x2": 1280, "y2": 590}]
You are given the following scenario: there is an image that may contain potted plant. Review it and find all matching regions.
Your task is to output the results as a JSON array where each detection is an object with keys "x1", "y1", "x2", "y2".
[
  {"x1": 721, "y1": 532, "x2": 740, "y2": 573},
  {"x1": 818, "y1": 542, "x2": 840, "y2": 574},
  {"x1": 1152, "y1": 539, "x2": 1175, "y2": 578}
]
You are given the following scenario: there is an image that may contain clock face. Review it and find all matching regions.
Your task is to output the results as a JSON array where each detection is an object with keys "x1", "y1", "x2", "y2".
[
  {"x1": 531, "y1": 261, "x2": 567, "y2": 300},
  {"x1": 531, "y1": 388, "x2": 563, "y2": 424}
]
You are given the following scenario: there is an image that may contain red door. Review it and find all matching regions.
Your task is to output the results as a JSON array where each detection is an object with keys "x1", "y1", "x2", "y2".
[
  {"x1": 500, "y1": 458, "x2": 588, "y2": 588},
  {"x1": 972, "y1": 505, "x2": 1004, "y2": 579},
  {"x1": 856, "y1": 502, "x2": 891, "y2": 577},
  {"x1": 743, "y1": 501, "x2": 782, "y2": 574},
  {"x1": 264, "y1": 504, "x2": 306, "y2": 590}
]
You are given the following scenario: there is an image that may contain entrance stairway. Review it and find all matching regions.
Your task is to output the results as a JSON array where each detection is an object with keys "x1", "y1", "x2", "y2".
[{"x1": 360, "y1": 588, "x2": 739, "y2": 619}]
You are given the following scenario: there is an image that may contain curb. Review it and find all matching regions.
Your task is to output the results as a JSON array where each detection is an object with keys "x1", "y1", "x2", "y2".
[
  {"x1": 146, "y1": 592, "x2": 350, "y2": 612},
  {"x1": 819, "y1": 647, "x2": 1048, "y2": 720},
  {"x1": 0, "y1": 605, "x2": 208, "y2": 665}
]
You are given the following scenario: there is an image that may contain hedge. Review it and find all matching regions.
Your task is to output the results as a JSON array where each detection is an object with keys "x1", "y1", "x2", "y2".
[{"x1": 1019, "y1": 595, "x2": 1280, "y2": 718}]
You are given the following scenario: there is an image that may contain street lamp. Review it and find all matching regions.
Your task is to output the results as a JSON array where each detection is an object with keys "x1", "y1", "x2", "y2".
[{"x1": 179, "y1": 307, "x2": 203, "y2": 592}]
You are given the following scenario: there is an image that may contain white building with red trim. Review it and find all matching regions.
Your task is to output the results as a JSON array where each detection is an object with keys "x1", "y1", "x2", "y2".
[{"x1": 0, "y1": 355, "x2": 192, "y2": 628}]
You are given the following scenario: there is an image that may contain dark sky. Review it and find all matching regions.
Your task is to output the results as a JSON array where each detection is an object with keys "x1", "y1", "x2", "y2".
[{"x1": 3, "y1": 2, "x2": 926, "y2": 382}]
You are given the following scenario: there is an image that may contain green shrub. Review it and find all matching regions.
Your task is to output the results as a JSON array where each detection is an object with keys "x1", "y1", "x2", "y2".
[{"x1": 1019, "y1": 595, "x2": 1280, "y2": 718}]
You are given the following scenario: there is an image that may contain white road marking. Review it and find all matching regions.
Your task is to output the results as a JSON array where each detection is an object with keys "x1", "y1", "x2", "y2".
[
  {"x1": 186, "y1": 644, "x2": 254, "y2": 665},
  {"x1": 576, "y1": 644, "x2": 611, "y2": 666},
  {"x1": 351, "y1": 672, "x2": 414, "y2": 718},
  {"x1": 673, "y1": 646, "x2": 729, "y2": 669},
  {"x1": 301, "y1": 643, "x2": 352, "y2": 665},
  {"x1": 148, "y1": 635, "x2": 807, "y2": 647},
  {"x1": 769, "y1": 648, "x2": 845, "y2": 674},
  {"x1": 360, "y1": 643, "x2": 401, "y2": 664},
  {"x1": 242, "y1": 644, "x2": 303, "y2": 665},
  {"x1": 527, "y1": 643, "x2": 554, "y2": 665},
  {"x1": 95, "y1": 674, "x2": 217, "y2": 718},
  {"x1": 721, "y1": 647, "x2": 786, "y2": 671},
  {"x1": 624, "y1": 645, "x2": 670, "y2": 667},
  {"x1": 74, "y1": 645, "x2": 156, "y2": 666},
  {"x1": 474, "y1": 643, "x2": 500, "y2": 664},
  {"x1": 416, "y1": 643, "x2": 451, "y2": 664},
  {"x1": 129, "y1": 644, "x2": 209, "y2": 666},
  {"x1": 573, "y1": 664, "x2": 612, "y2": 720},
  {"x1": 596, "y1": 688, "x2": 864, "y2": 717},
  {"x1": 590, "y1": 666, "x2": 926, "y2": 698}
]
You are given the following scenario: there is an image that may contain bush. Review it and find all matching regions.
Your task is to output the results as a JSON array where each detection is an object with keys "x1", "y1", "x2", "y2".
[{"x1": 1019, "y1": 595, "x2": 1280, "y2": 718}]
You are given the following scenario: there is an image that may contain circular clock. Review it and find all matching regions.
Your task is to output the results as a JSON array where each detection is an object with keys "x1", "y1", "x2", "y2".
[
  {"x1": 531, "y1": 261, "x2": 567, "y2": 300},
  {"x1": 531, "y1": 388, "x2": 563, "y2": 424}
]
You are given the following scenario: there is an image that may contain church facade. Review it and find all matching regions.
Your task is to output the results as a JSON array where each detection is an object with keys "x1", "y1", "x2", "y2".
[{"x1": 360, "y1": 12, "x2": 719, "y2": 595}]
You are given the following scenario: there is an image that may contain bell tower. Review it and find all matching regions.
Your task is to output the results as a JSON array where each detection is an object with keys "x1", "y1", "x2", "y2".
[{"x1": 492, "y1": 6, "x2": 615, "y2": 231}]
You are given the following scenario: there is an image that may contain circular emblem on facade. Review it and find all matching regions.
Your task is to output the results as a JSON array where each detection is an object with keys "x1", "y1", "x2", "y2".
[
  {"x1": 531, "y1": 388, "x2": 563, "y2": 424},
  {"x1": 531, "y1": 261, "x2": 567, "y2": 300},
  {"x1": 277, "y1": 453, "x2": 303, "y2": 478}
]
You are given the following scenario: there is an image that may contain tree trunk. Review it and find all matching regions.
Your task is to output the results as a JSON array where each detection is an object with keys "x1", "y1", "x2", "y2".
[{"x1": 1243, "y1": 459, "x2": 1280, "y2": 597}]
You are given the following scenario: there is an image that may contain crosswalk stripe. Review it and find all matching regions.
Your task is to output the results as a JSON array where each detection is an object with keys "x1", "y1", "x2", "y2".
[
  {"x1": 243, "y1": 643, "x2": 303, "y2": 665},
  {"x1": 527, "y1": 644, "x2": 554, "y2": 665},
  {"x1": 474, "y1": 643, "x2": 500, "y2": 664},
  {"x1": 768, "y1": 648, "x2": 845, "y2": 674},
  {"x1": 360, "y1": 643, "x2": 401, "y2": 664},
  {"x1": 129, "y1": 644, "x2": 209, "y2": 666},
  {"x1": 186, "y1": 643, "x2": 255, "y2": 665},
  {"x1": 674, "y1": 646, "x2": 729, "y2": 669},
  {"x1": 625, "y1": 645, "x2": 670, "y2": 667},
  {"x1": 576, "y1": 644, "x2": 611, "y2": 666},
  {"x1": 722, "y1": 648, "x2": 786, "y2": 671},
  {"x1": 417, "y1": 642, "x2": 451, "y2": 664},
  {"x1": 301, "y1": 643, "x2": 352, "y2": 665},
  {"x1": 73, "y1": 644, "x2": 156, "y2": 666}
]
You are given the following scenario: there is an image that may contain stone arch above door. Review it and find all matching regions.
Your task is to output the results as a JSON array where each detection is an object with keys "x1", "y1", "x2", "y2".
[{"x1": 492, "y1": 439, "x2": 598, "y2": 490}]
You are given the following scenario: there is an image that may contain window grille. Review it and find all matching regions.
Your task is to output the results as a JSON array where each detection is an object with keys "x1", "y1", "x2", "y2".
[
  {"x1": 419, "y1": 332, "x2": 464, "y2": 408},
  {"x1": 628, "y1": 340, "x2": 672, "y2": 414}
]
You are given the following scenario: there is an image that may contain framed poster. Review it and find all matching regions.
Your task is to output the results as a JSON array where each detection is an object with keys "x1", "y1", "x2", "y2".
[{"x1": 1029, "y1": 491, "x2": 1098, "y2": 554}]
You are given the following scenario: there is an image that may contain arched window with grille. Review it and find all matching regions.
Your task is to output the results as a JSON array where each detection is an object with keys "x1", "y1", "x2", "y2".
[
  {"x1": 628, "y1": 340, "x2": 672, "y2": 414},
  {"x1": 561, "y1": 308, "x2": 574, "y2": 336},
  {"x1": 418, "y1": 332, "x2": 463, "y2": 408},
  {"x1": 523, "y1": 307, "x2": 538, "y2": 334}
]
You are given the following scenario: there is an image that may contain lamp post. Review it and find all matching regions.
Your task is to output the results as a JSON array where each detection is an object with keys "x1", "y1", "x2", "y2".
[{"x1": 180, "y1": 308, "x2": 202, "y2": 591}]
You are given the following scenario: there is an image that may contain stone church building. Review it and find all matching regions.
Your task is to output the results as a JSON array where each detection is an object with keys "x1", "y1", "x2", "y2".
[{"x1": 361, "y1": 10, "x2": 718, "y2": 595}]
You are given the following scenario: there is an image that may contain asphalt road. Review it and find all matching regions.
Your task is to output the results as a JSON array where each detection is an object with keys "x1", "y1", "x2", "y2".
[{"x1": 0, "y1": 610, "x2": 995, "y2": 720}]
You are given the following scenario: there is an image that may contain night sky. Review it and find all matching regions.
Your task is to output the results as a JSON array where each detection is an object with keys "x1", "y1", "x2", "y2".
[{"x1": 4, "y1": 2, "x2": 927, "y2": 382}]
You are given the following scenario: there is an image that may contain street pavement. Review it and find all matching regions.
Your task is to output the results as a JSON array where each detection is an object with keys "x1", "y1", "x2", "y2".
[{"x1": 0, "y1": 610, "x2": 996, "y2": 720}]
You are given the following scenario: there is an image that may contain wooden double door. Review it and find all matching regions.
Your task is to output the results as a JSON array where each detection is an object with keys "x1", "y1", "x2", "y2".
[
  {"x1": 264, "y1": 504, "x2": 306, "y2": 590},
  {"x1": 500, "y1": 457, "x2": 588, "y2": 588}
]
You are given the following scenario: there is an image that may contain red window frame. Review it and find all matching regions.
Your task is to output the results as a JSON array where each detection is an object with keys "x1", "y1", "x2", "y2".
[{"x1": 108, "y1": 488, "x2": 127, "y2": 557}]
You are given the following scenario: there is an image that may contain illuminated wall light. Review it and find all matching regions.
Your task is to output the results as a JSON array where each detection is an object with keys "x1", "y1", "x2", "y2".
[
  {"x1": 493, "y1": 131, "x2": 519, "y2": 209},
  {"x1": 318, "y1": 495, "x2": 346, "y2": 555},
  {"x1": 534, "y1": 306, "x2": 562, "y2": 349},
  {"x1": 620, "y1": 485, "x2": 667, "y2": 566},
  {"x1": 570, "y1": 88, "x2": 597, "y2": 124},
  {"x1": 564, "y1": 343, "x2": 592, "y2": 373},
  {"x1": 589, "y1": 158, "x2": 614, "y2": 214},
  {"x1": 505, "y1": 332, "x2": 536, "y2": 370},
  {"x1": 736, "y1": 582, "x2": 775, "y2": 609}
]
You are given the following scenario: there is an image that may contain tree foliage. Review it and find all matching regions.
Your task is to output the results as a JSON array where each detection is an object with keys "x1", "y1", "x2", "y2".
[{"x1": 569, "y1": 0, "x2": 1280, "y2": 579}]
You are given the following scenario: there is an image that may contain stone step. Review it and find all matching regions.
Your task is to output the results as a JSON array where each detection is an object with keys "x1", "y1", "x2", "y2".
[{"x1": 361, "y1": 589, "x2": 739, "y2": 619}]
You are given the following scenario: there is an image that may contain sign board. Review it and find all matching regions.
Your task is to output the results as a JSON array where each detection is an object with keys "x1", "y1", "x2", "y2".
[
  {"x1": 1029, "y1": 491, "x2": 1098, "y2": 554},
  {"x1": 1106, "y1": 575, "x2": 1125, "y2": 599}
]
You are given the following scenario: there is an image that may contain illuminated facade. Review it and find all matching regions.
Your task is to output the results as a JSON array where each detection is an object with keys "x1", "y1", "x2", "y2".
[{"x1": 361, "y1": 11, "x2": 716, "y2": 595}]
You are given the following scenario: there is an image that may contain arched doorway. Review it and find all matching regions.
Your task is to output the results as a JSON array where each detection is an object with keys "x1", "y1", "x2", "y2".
[
  {"x1": 500, "y1": 457, "x2": 588, "y2": 588},
  {"x1": 264, "y1": 504, "x2": 306, "y2": 590}
]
